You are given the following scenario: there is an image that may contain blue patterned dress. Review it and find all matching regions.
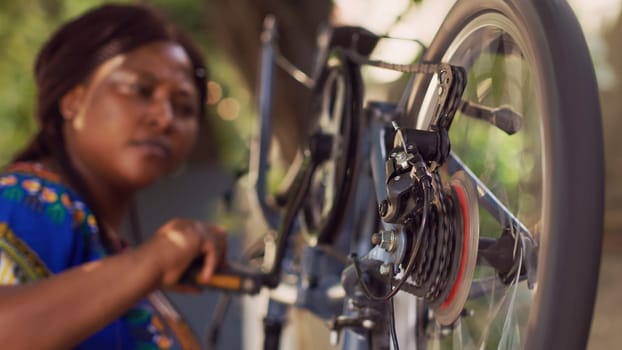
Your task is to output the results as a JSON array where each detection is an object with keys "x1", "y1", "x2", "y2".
[{"x1": 0, "y1": 162, "x2": 200, "y2": 349}]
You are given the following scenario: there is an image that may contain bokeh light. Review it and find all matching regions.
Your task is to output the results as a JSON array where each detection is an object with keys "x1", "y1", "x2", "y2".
[
  {"x1": 217, "y1": 97, "x2": 241, "y2": 120},
  {"x1": 207, "y1": 80, "x2": 223, "y2": 105}
]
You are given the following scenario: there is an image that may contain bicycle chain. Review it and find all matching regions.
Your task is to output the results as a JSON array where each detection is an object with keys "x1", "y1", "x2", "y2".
[
  {"x1": 343, "y1": 49, "x2": 448, "y2": 75},
  {"x1": 430, "y1": 184, "x2": 458, "y2": 303},
  {"x1": 343, "y1": 47, "x2": 467, "y2": 131},
  {"x1": 426, "y1": 178, "x2": 456, "y2": 303}
]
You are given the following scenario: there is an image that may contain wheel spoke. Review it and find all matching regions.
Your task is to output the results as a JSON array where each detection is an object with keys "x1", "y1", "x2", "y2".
[
  {"x1": 468, "y1": 276, "x2": 507, "y2": 300},
  {"x1": 447, "y1": 153, "x2": 538, "y2": 288},
  {"x1": 447, "y1": 153, "x2": 533, "y2": 240}
]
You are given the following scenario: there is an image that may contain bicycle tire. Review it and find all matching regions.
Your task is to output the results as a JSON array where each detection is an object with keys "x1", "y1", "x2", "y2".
[{"x1": 403, "y1": 0, "x2": 604, "y2": 349}]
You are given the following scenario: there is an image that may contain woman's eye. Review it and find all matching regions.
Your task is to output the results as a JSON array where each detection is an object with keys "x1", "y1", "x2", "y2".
[
  {"x1": 174, "y1": 102, "x2": 198, "y2": 118},
  {"x1": 116, "y1": 81, "x2": 153, "y2": 99},
  {"x1": 132, "y1": 83, "x2": 154, "y2": 99}
]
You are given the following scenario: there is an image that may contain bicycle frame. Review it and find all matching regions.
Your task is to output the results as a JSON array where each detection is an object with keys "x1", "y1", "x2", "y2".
[{"x1": 241, "y1": 16, "x2": 427, "y2": 349}]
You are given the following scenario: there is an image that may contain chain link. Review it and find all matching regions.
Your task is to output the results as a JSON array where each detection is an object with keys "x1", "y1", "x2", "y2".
[{"x1": 343, "y1": 48, "x2": 448, "y2": 75}]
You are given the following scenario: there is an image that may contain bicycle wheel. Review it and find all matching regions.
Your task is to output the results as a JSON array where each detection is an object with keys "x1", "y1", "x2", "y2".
[{"x1": 403, "y1": 0, "x2": 603, "y2": 349}]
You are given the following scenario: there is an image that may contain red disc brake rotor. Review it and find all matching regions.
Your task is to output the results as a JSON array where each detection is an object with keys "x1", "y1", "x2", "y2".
[{"x1": 433, "y1": 170, "x2": 479, "y2": 325}]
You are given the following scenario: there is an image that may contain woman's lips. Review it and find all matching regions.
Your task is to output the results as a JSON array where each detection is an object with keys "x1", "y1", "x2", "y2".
[{"x1": 129, "y1": 139, "x2": 172, "y2": 158}]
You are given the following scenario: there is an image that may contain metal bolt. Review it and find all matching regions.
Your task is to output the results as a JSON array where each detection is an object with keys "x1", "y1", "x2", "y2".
[
  {"x1": 379, "y1": 263, "x2": 393, "y2": 276},
  {"x1": 362, "y1": 319, "x2": 375, "y2": 329},
  {"x1": 378, "y1": 200, "x2": 389, "y2": 217},
  {"x1": 378, "y1": 230, "x2": 396, "y2": 252},
  {"x1": 371, "y1": 233, "x2": 381, "y2": 246}
]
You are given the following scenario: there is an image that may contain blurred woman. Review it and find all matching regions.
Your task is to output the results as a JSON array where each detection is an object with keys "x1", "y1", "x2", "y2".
[{"x1": 0, "y1": 4, "x2": 224, "y2": 349}]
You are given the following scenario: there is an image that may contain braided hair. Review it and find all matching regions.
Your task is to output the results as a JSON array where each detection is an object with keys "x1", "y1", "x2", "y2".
[{"x1": 14, "y1": 4, "x2": 208, "y2": 250}]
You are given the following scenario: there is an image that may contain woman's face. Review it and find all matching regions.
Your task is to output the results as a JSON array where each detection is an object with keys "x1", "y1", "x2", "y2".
[{"x1": 62, "y1": 41, "x2": 201, "y2": 191}]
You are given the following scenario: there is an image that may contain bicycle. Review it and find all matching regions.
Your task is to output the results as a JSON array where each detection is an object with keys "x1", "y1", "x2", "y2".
[{"x1": 183, "y1": 0, "x2": 604, "y2": 349}]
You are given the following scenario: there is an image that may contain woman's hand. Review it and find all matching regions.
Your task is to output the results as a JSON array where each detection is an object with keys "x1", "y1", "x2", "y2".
[{"x1": 144, "y1": 218, "x2": 227, "y2": 288}]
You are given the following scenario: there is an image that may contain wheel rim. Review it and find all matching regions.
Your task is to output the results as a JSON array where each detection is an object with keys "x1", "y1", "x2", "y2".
[{"x1": 417, "y1": 13, "x2": 545, "y2": 349}]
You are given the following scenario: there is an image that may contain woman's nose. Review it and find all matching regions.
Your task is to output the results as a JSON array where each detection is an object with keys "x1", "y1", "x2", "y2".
[{"x1": 148, "y1": 95, "x2": 174, "y2": 130}]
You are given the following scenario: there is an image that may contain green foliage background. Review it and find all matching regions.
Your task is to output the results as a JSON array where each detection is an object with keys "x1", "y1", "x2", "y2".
[
  {"x1": 0, "y1": 0, "x2": 250, "y2": 170},
  {"x1": 0, "y1": 1, "x2": 133, "y2": 164}
]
